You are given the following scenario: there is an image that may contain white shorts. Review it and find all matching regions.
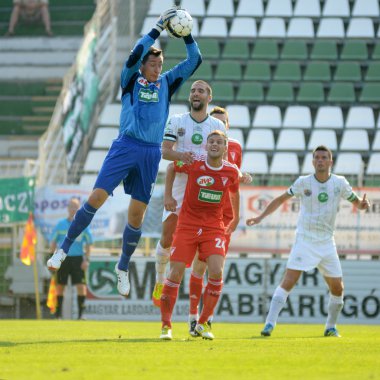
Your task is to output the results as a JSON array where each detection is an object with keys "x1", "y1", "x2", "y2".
[
  {"x1": 162, "y1": 173, "x2": 188, "y2": 222},
  {"x1": 287, "y1": 237, "x2": 342, "y2": 278}
]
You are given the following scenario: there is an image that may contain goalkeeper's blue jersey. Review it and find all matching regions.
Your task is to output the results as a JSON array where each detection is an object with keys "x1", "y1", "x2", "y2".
[{"x1": 119, "y1": 32, "x2": 201, "y2": 144}]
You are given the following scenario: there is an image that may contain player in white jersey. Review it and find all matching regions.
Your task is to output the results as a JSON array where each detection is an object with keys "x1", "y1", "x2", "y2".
[
  {"x1": 152, "y1": 80, "x2": 226, "y2": 306},
  {"x1": 246, "y1": 145, "x2": 370, "y2": 338}
]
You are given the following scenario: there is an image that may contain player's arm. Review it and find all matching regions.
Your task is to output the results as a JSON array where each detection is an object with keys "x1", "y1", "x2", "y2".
[
  {"x1": 225, "y1": 189, "x2": 240, "y2": 235},
  {"x1": 162, "y1": 140, "x2": 193, "y2": 164},
  {"x1": 351, "y1": 193, "x2": 370, "y2": 210},
  {"x1": 246, "y1": 192, "x2": 292, "y2": 226},
  {"x1": 164, "y1": 162, "x2": 177, "y2": 212}
]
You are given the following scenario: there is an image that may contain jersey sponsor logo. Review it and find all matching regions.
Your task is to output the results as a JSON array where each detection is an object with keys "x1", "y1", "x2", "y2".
[
  {"x1": 304, "y1": 189, "x2": 312, "y2": 196},
  {"x1": 318, "y1": 192, "x2": 329, "y2": 203},
  {"x1": 191, "y1": 133, "x2": 203, "y2": 145},
  {"x1": 137, "y1": 77, "x2": 148, "y2": 87},
  {"x1": 197, "y1": 176, "x2": 215, "y2": 187},
  {"x1": 198, "y1": 189, "x2": 223, "y2": 203},
  {"x1": 178, "y1": 128, "x2": 185, "y2": 137},
  {"x1": 221, "y1": 177, "x2": 229, "y2": 186},
  {"x1": 138, "y1": 88, "x2": 159, "y2": 102},
  {"x1": 175, "y1": 160, "x2": 184, "y2": 168}
]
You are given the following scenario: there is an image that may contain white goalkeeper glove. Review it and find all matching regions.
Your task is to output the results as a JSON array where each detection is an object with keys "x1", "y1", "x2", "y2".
[{"x1": 154, "y1": 6, "x2": 178, "y2": 33}]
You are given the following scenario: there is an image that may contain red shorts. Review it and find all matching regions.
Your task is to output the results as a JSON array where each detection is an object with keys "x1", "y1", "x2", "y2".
[{"x1": 171, "y1": 227, "x2": 226, "y2": 267}]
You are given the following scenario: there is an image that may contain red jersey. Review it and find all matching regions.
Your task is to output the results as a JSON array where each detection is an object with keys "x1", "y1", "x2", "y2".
[{"x1": 174, "y1": 155, "x2": 240, "y2": 232}]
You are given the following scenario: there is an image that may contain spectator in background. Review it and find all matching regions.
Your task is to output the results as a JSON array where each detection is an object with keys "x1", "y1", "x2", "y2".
[
  {"x1": 5, "y1": 0, "x2": 53, "y2": 36},
  {"x1": 50, "y1": 198, "x2": 93, "y2": 319}
]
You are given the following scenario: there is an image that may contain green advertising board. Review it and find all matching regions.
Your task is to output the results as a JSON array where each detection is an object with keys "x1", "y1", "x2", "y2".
[{"x1": 0, "y1": 177, "x2": 35, "y2": 223}]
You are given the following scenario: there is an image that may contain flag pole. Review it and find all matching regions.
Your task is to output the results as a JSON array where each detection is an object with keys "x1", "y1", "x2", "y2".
[{"x1": 32, "y1": 254, "x2": 42, "y2": 319}]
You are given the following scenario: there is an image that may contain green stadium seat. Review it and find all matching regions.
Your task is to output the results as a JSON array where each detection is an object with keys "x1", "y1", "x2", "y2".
[
  {"x1": 310, "y1": 40, "x2": 338, "y2": 60},
  {"x1": 281, "y1": 40, "x2": 308, "y2": 60},
  {"x1": 304, "y1": 61, "x2": 331, "y2": 81},
  {"x1": 175, "y1": 82, "x2": 192, "y2": 101},
  {"x1": 214, "y1": 61, "x2": 242, "y2": 80},
  {"x1": 334, "y1": 62, "x2": 361, "y2": 81},
  {"x1": 236, "y1": 82, "x2": 264, "y2": 102},
  {"x1": 273, "y1": 62, "x2": 301, "y2": 81},
  {"x1": 251, "y1": 40, "x2": 278, "y2": 60},
  {"x1": 266, "y1": 82, "x2": 294, "y2": 102},
  {"x1": 222, "y1": 39, "x2": 250, "y2": 60},
  {"x1": 372, "y1": 43, "x2": 380, "y2": 59},
  {"x1": 365, "y1": 62, "x2": 380, "y2": 81},
  {"x1": 360, "y1": 83, "x2": 380, "y2": 102},
  {"x1": 297, "y1": 82, "x2": 325, "y2": 103},
  {"x1": 164, "y1": 40, "x2": 185, "y2": 58},
  {"x1": 327, "y1": 82, "x2": 356, "y2": 102},
  {"x1": 197, "y1": 39, "x2": 220, "y2": 59},
  {"x1": 162, "y1": 59, "x2": 178, "y2": 72},
  {"x1": 210, "y1": 82, "x2": 235, "y2": 102},
  {"x1": 191, "y1": 61, "x2": 213, "y2": 81},
  {"x1": 340, "y1": 40, "x2": 368, "y2": 60},
  {"x1": 244, "y1": 62, "x2": 271, "y2": 81}
]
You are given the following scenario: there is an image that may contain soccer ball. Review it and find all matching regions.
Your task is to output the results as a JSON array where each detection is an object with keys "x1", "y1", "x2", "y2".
[{"x1": 167, "y1": 9, "x2": 193, "y2": 38}]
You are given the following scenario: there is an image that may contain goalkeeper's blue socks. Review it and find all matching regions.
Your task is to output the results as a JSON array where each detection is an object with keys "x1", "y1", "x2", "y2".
[
  {"x1": 61, "y1": 202, "x2": 97, "y2": 253},
  {"x1": 117, "y1": 223, "x2": 142, "y2": 271}
]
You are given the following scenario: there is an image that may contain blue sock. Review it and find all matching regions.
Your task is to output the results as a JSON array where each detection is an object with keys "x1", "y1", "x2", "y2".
[
  {"x1": 118, "y1": 223, "x2": 142, "y2": 271},
  {"x1": 61, "y1": 202, "x2": 97, "y2": 253}
]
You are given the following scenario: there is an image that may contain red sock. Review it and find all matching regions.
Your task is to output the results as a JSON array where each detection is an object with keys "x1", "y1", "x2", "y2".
[
  {"x1": 198, "y1": 278, "x2": 223, "y2": 324},
  {"x1": 160, "y1": 278, "x2": 180, "y2": 328},
  {"x1": 189, "y1": 272, "x2": 203, "y2": 315}
]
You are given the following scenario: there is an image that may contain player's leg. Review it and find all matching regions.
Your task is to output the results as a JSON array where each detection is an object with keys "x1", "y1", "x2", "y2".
[
  {"x1": 152, "y1": 213, "x2": 178, "y2": 306},
  {"x1": 323, "y1": 276, "x2": 344, "y2": 337},
  {"x1": 40, "y1": 3, "x2": 52, "y2": 35},
  {"x1": 55, "y1": 260, "x2": 69, "y2": 319},
  {"x1": 6, "y1": 4, "x2": 21, "y2": 35},
  {"x1": 72, "y1": 257, "x2": 87, "y2": 320}
]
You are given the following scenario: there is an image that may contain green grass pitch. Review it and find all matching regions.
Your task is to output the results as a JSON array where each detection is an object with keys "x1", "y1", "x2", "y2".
[{"x1": 0, "y1": 320, "x2": 379, "y2": 380}]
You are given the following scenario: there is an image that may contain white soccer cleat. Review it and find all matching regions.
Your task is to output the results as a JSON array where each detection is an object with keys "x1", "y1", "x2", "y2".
[
  {"x1": 115, "y1": 263, "x2": 130, "y2": 296},
  {"x1": 47, "y1": 248, "x2": 67, "y2": 271},
  {"x1": 160, "y1": 326, "x2": 172, "y2": 340},
  {"x1": 195, "y1": 322, "x2": 215, "y2": 340}
]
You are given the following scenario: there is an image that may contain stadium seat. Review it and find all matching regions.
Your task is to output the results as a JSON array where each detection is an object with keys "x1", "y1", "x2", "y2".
[
  {"x1": 340, "y1": 40, "x2": 368, "y2": 60},
  {"x1": 334, "y1": 62, "x2": 361, "y2": 81},
  {"x1": 281, "y1": 40, "x2": 308, "y2": 60},
  {"x1": 294, "y1": 0, "x2": 321, "y2": 17},
  {"x1": 360, "y1": 83, "x2": 380, "y2": 102},
  {"x1": 266, "y1": 82, "x2": 294, "y2": 102},
  {"x1": 366, "y1": 153, "x2": 380, "y2": 175},
  {"x1": 236, "y1": 82, "x2": 264, "y2": 102},
  {"x1": 265, "y1": 0, "x2": 292, "y2": 16},
  {"x1": 322, "y1": 0, "x2": 350, "y2": 17},
  {"x1": 259, "y1": 18, "x2": 286, "y2": 38},
  {"x1": 327, "y1": 82, "x2": 356, "y2": 102},
  {"x1": 287, "y1": 18, "x2": 315, "y2": 38},
  {"x1": 225, "y1": 105, "x2": 251, "y2": 128},
  {"x1": 99, "y1": 104, "x2": 121, "y2": 126},
  {"x1": 211, "y1": 82, "x2": 235, "y2": 102},
  {"x1": 140, "y1": 17, "x2": 158, "y2": 35},
  {"x1": 229, "y1": 18, "x2": 257, "y2": 38},
  {"x1": 181, "y1": 0, "x2": 206, "y2": 17},
  {"x1": 227, "y1": 128, "x2": 245, "y2": 148},
  {"x1": 200, "y1": 18, "x2": 227, "y2": 37},
  {"x1": 148, "y1": 0, "x2": 173, "y2": 15},
  {"x1": 334, "y1": 153, "x2": 363, "y2": 175},
  {"x1": 307, "y1": 129, "x2": 337, "y2": 150},
  {"x1": 372, "y1": 131, "x2": 380, "y2": 150},
  {"x1": 372, "y1": 42, "x2": 380, "y2": 59},
  {"x1": 191, "y1": 61, "x2": 212, "y2": 80},
  {"x1": 303, "y1": 61, "x2": 331, "y2": 81},
  {"x1": 169, "y1": 104, "x2": 189, "y2": 117},
  {"x1": 276, "y1": 129, "x2": 305, "y2": 151},
  {"x1": 83, "y1": 151, "x2": 108, "y2": 172},
  {"x1": 252, "y1": 40, "x2": 279, "y2": 60},
  {"x1": 165, "y1": 40, "x2": 188, "y2": 58},
  {"x1": 301, "y1": 153, "x2": 314, "y2": 174},
  {"x1": 197, "y1": 39, "x2": 220, "y2": 59},
  {"x1": 176, "y1": 82, "x2": 192, "y2": 102},
  {"x1": 79, "y1": 174, "x2": 97, "y2": 189},
  {"x1": 214, "y1": 61, "x2": 242, "y2": 81},
  {"x1": 274, "y1": 62, "x2": 301, "y2": 81},
  {"x1": 346, "y1": 18, "x2": 375, "y2": 38},
  {"x1": 346, "y1": 106, "x2": 375, "y2": 129},
  {"x1": 317, "y1": 18, "x2": 345, "y2": 38},
  {"x1": 270, "y1": 152, "x2": 299, "y2": 175},
  {"x1": 311, "y1": 40, "x2": 338, "y2": 60},
  {"x1": 244, "y1": 62, "x2": 271, "y2": 81},
  {"x1": 314, "y1": 106, "x2": 344, "y2": 129},
  {"x1": 92, "y1": 127, "x2": 118, "y2": 149},
  {"x1": 352, "y1": 0, "x2": 380, "y2": 17},
  {"x1": 252, "y1": 105, "x2": 282, "y2": 128},
  {"x1": 241, "y1": 152, "x2": 268, "y2": 174},
  {"x1": 162, "y1": 59, "x2": 178, "y2": 72},
  {"x1": 207, "y1": 0, "x2": 234, "y2": 16},
  {"x1": 222, "y1": 40, "x2": 250, "y2": 59},
  {"x1": 365, "y1": 62, "x2": 380, "y2": 81},
  {"x1": 283, "y1": 106, "x2": 312, "y2": 129},
  {"x1": 236, "y1": 0, "x2": 264, "y2": 17},
  {"x1": 297, "y1": 82, "x2": 325, "y2": 103},
  {"x1": 340, "y1": 130, "x2": 369, "y2": 151},
  {"x1": 246, "y1": 129, "x2": 275, "y2": 150}
]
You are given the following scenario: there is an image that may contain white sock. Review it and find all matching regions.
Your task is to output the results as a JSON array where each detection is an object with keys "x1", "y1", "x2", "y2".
[
  {"x1": 155, "y1": 241, "x2": 170, "y2": 284},
  {"x1": 265, "y1": 286, "x2": 290, "y2": 326},
  {"x1": 325, "y1": 294, "x2": 344, "y2": 329}
]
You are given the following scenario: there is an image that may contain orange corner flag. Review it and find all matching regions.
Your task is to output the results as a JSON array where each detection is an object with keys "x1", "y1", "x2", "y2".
[
  {"x1": 47, "y1": 275, "x2": 57, "y2": 314},
  {"x1": 20, "y1": 213, "x2": 37, "y2": 266}
]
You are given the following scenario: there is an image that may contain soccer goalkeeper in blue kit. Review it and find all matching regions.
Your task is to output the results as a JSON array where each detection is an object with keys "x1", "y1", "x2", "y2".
[{"x1": 48, "y1": 7, "x2": 202, "y2": 296}]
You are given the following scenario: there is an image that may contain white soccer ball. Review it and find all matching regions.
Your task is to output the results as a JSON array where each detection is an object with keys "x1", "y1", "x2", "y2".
[{"x1": 167, "y1": 9, "x2": 193, "y2": 38}]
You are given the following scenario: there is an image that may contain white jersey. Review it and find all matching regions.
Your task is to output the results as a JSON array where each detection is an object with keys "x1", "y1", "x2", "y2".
[
  {"x1": 162, "y1": 112, "x2": 226, "y2": 221},
  {"x1": 288, "y1": 174, "x2": 357, "y2": 243}
]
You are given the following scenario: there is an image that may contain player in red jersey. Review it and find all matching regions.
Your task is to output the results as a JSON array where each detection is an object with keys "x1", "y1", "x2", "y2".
[{"x1": 159, "y1": 130, "x2": 240, "y2": 340}]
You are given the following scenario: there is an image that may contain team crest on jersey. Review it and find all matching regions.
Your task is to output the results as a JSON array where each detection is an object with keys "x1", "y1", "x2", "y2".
[
  {"x1": 318, "y1": 192, "x2": 329, "y2": 203},
  {"x1": 221, "y1": 177, "x2": 229, "y2": 186},
  {"x1": 230, "y1": 152, "x2": 236, "y2": 161},
  {"x1": 192, "y1": 133, "x2": 203, "y2": 145},
  {"x1": 137, "y1": 77, "x2": 149, "y2": 87},
  {"x1": 197, "y1": 176, "x2": 215, "y2": 187},
  {"x1": 178, "y1": 128, "x2": 185, "y2": 137},
  {"x1": 304, "y1": 189, "x2": 312, "y2": 196},
  {"x1": 200, "y1": 165, "x2": 206, "y2": 171}
]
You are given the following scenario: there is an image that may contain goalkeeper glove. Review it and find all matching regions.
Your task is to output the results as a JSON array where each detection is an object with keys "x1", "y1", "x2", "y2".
[{"x1": 154, "y1": 6, "x2": 178, "y2": 33}]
